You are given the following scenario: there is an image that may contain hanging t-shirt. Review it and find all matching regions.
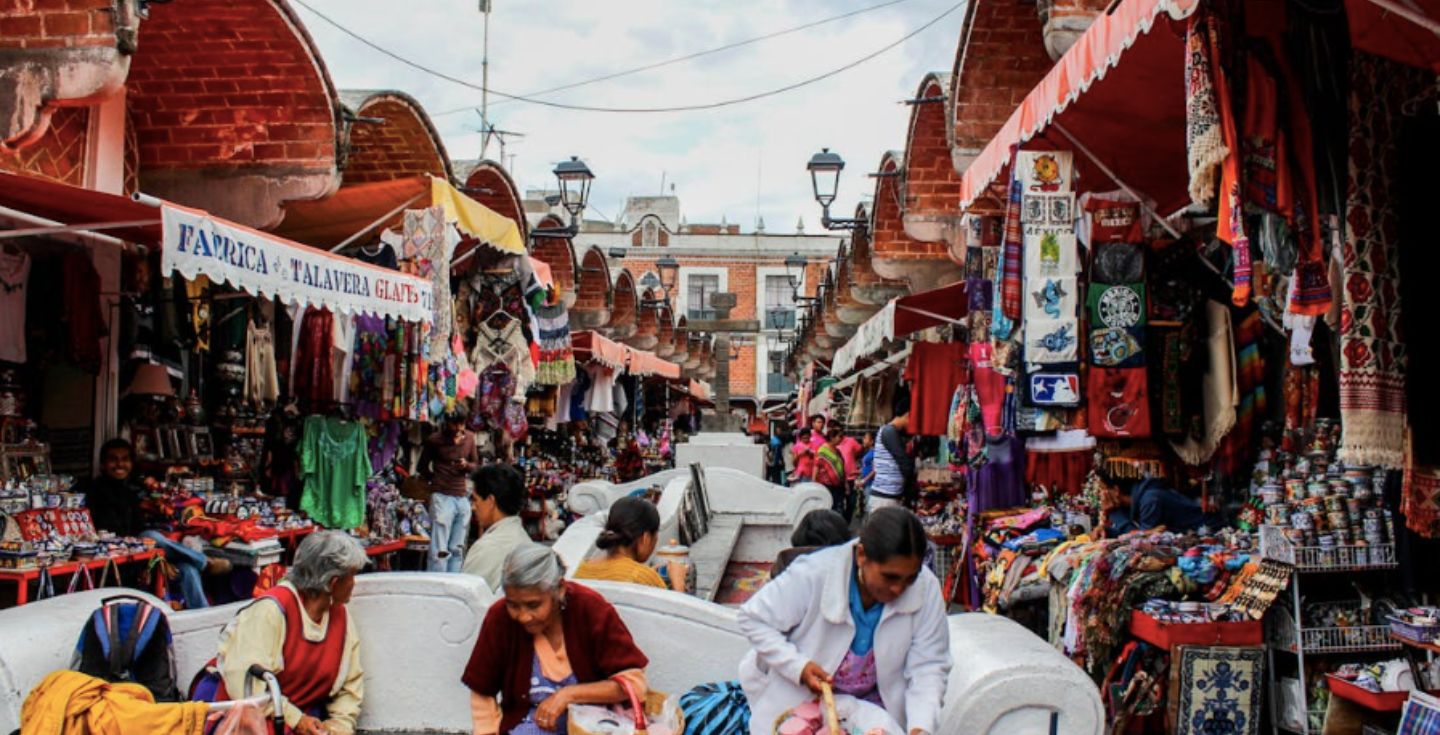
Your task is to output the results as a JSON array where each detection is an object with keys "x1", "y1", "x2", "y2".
[
  {"x1": 0, "y1": 249, "x2": 30, "y2": 364},
  {"x1": 353, "y1": 243, "x2": 398, "y2": 270},
  {"x1": 1087, "y1": 367, "x2": 1152, "y2": 438},
  {"x1": 587, "y1": 365, "x2": 617, "y2": 413},
  {"x1": 299, "y1": 415, "x2": 372, "y2": 529},
  {"x1": 902, "y1": 342, "x2": 969, "y2": 437}
]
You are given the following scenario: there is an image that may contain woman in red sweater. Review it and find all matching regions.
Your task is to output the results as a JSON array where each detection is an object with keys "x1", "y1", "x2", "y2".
[{"x1": 462, "y1": 545, "x2": 649, "y2": 734}]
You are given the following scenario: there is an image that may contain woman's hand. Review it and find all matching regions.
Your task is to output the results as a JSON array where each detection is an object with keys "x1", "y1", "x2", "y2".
[
  {"x1": 799, "y1": 661, "x2": 832, "y2": 694},
  {"x1": 533, "y1": 687, "x2": 572, "y2": 731},
  {"x1": 294, "y1": 715, "x2": 328, "y2": 735}
]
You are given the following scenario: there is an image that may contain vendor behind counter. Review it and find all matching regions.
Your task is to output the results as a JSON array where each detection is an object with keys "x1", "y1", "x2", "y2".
[{"x1": 1104, "y1": 475, "x2": 1224, "y2": 535}]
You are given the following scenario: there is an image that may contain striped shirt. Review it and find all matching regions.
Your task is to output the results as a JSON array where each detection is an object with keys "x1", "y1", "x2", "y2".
[{"x1": 871, "y1": 424, "x2": 908, "y2": 497}]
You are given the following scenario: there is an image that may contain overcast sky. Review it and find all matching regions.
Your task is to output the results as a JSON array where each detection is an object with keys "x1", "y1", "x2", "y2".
[{"x1": 297, "y1": 0, "x2": 966, "y2": 234}]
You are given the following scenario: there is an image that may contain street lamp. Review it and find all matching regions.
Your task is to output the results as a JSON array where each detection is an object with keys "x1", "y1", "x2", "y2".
[
  {"x1": 806, "y1": 148, "x2": 866, "y2": 231},
  {"x1": 784, "y1": 253, "x2": 817, "y2": 307},
  {"x1": 554, "y1": 155, "x2": 594, "y2": 224},
  {"x1": 530, "y1": 156, "x2": 595, "y2": 239},
  {"x1": 656, "y1": 255, "x2": 679, "y2": 303}
]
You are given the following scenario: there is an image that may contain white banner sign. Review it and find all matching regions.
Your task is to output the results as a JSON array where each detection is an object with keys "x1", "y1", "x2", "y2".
[{"x1": 161, "y1": 205, "x2": 433, "y2": 324}]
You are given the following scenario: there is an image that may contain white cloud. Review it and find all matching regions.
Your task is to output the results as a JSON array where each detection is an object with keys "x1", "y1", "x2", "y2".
[{"x1": 298, "y1": 0, "x2": 966, "y2": 233}]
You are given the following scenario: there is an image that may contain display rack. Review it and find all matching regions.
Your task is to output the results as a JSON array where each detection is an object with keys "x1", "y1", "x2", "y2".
[{"x1": 1261, "y1": 525, "x2": 1402, "y2": 734}]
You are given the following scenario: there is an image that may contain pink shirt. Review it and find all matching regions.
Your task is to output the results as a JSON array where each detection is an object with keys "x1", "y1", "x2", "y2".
[
  {"x1": 792, "y1": 442, "x2": 815, "y2": 480},
  {"x1": 837, "y1": 436, "x2": 863, "y2": 479}
]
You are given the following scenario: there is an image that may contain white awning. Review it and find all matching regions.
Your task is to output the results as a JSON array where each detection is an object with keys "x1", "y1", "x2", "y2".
[{"x1": 161, "y1": 204, "x2": 435, "y2": 323}]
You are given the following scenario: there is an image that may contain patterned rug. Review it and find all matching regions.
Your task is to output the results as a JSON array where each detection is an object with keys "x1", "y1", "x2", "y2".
[{"x1": 1170, "y1": 645, "x2": 1264, "y2": 735}]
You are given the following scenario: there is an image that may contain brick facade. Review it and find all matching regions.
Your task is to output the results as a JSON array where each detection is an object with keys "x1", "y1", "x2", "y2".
[
  {"x1": 342, "y1": 93, "x2": 450, "y2": 184},
  {"x1": 606, "y1": 270, "x2": 638, "y2": 338},
  {"x1": 949, "y1": 0, "x2": 1053, "y2": 159},
  {"x1": 573, "y1": 246, "x2": 612, "y2": 329},
  {"x1": 902, "y1": 73, "x2": 964, "y2": 257},
  {"x1": 869, "y1": 151, "x2": 956, "y2": 287},
  {"x1": 0, "y1": 0, "x2": 118, "y2": 50}
]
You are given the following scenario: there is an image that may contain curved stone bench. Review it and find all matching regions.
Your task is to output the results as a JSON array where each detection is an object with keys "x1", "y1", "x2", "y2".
[{"x1": 0, "y1": 574, "x2": 1102, "y2": 734}]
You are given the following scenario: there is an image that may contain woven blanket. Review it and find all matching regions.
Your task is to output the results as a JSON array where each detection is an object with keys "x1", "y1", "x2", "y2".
[{"x1": 1337, "y1": 53, "x2": 1417, "y2": 470}]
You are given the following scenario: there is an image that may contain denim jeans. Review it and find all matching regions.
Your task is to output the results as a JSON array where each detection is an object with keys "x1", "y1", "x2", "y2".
[
  {"x1": 141, "y1": 530, "x2": 209, "y2": 609},
  {"x1": 428, "y1": 493, "x2": 472, "y2": 573}
]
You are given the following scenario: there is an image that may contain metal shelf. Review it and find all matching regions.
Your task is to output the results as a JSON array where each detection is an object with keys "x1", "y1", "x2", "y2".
[
  {"x1": 1259, "y1": 524, "x2": 1397, "y2": 571},
  {"x1": 1294, "y1": 625, "x2": 1403, "y2": 654}
]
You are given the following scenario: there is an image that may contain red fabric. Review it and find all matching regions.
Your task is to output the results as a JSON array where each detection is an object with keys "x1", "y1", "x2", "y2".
[
  {"x1": 216, "y1": 585, "x2": 348, "y2": 714},
  {"x1": 293, "y1": 308, "x2": 335, "y2": 406},
  {"x1": 1203, "y1": 12, "x2": 1251, "y2": 307},
  {"x1": 1026, "y1": 449, "x2": 1095, "y2": 496},
  {"x1": 1344, "y1": 0, "x2": 1440, "y2": 74},
  {"x1": 903, "y1": 342, "x2": 969, "y2": 437},
  {"x1": 461, "y1": 581, "x2": 648, "y2": 734},
  {"x1": 1087, "y1": 367, "x2": 1152, "y2": 438},
  {"x1": 62, "y1": 250, "x2": 108, "y2": 373},
  {"x1": 969, "y1": 342, "x2": 1006, "y2": 437}
]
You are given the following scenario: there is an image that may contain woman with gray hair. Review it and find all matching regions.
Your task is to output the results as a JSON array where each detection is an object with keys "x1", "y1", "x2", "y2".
[
  {"x1": 200, "y1": 531, "x2": 368, "y2": 735},
  {"x1": 462, "y1": 545, "x2": 650, "y2": 734}
]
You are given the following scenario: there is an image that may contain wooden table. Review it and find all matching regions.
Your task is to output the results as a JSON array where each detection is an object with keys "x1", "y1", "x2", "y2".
[{"x1": 0, "y1": 549, "x2": 165, "y2": 606}]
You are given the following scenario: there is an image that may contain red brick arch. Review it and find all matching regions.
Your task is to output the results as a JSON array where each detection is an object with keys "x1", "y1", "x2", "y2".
[
  {"x1": 606, "y1": 269, "x2": 638, "y2": 339},
  {"x1": 126, "y1": 0, "x2": 343, "y2": 227},
  {"x1": 654, "y1": 304, "x2": 676, "y2": 358},
  {"x1": 870, "y1": 149, "x2": 960, "y2": 291},
  {"x1": 948, "y1": 0, "x2": 1052, "y2": 166},
  {"x1": 671, "y1": 316, "x2": 690, "y2": 363},
  {"x1": 572, "y1": 245, "x2": 613, "y2": 330},
  {"x1": 462, "y1": 160, "x2": 527, "y2": 240},
  {"x1": 530, "y1": 214, "x2": 578, "y2": 306},
  {"x1": 341, "y1": 90, "x2": 451, "y2": 184},
  {"x1": 902, "y1": 73, "x2": 964, "y2": 259}
]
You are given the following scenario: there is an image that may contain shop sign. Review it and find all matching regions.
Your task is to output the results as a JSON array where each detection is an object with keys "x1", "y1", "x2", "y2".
[{"x1": 161, "y1": 205, "x2": 433, "y2": 323}]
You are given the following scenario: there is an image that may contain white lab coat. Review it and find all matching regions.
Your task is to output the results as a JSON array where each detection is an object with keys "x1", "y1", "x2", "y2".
[{"x1": 737, "y1": 541, "x2": 951, "y2": 734}]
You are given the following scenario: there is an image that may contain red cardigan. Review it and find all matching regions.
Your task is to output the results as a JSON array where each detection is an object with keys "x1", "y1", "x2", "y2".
[{"x1": 461, "y1": 581, "x2": 648, "y2": 733}]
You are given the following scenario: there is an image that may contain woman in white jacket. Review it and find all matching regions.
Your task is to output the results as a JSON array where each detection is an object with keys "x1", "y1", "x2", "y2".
[{"x1": 738, "y1": 508, "x2": 951, "y2": 735}]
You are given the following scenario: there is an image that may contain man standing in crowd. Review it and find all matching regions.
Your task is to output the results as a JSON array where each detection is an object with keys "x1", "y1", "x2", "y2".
[
  {"x1": 868, "y1": 411, "x2": 915, "y2": 513},
  {"x1": 462, "y1": 463, "x2": 533, "y2": 591},
  {"x1": 417, "y1": 412, "x2": 477, "y2": 572}
]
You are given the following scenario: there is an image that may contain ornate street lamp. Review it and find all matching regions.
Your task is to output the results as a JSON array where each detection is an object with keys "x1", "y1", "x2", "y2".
[
  {"x1": 656, "y1": 255, "x2": 679, "y2": 304},
  {"x1": 806, "y1": 148, "x2": 866, "y2": 231},
  {"x1": 554, "y1": 155, "x2": 594, "y2": 225}
]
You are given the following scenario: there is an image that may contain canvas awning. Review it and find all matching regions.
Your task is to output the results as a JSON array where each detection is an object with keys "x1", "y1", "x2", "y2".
[
  {"x1": 275, "y1": 175, "x2": 525, "y2": 254},
  {"x1": 0, "y1": 173, "x2": 435, "y2": 323},
  {"x1": 832, "y1": 280, "x2": 968, "y2": 376},
  {"x1": 1345, "y1": 0, "x2": 1440, "y2": 73},
  {"x1": 0, "y1": 171, "x2": 161, "y2": 244},
  {"x1": 572, "y1": 331, "x2": 681, "y2": 379},
  {"x1": 957, "y1": 0, "x2": 1201, "y2": 215}
]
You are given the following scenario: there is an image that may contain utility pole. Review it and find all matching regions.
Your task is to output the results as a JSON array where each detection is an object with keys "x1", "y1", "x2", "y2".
[{"x1": 479, "y1": 0, "x2": 492, "y2": 157}]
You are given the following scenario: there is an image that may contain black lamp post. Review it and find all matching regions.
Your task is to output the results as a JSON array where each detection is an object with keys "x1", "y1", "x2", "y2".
[
  {"x1": 532, "y1": 156, "x2": 594, "y2": 239},
  {"x1": 806, "y1": 148, "x2": 866, "y2": 231},
  {"x1": 656, "y1": 255, "x2": 679, "y2": 304}
]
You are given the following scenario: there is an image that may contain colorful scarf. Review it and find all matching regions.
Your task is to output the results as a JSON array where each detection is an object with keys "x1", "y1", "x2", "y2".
[
  {"x1": 997, "y1": 147, "x2": 1025, "y2": 326},
  {"x1": 1185, "y1": 12, "x2": 1227, "y2": 208},
  {"x1": 1266, "y1": 37, "x2": 1331, "y2": 317},
  {"x1": 1204, "y1": 14, "x2": 1250, "y2": 307},
  {"x1": 1337, "y1": 53, "x2": 1415, "y2": 470},
  {"x1": 1218, "y1": 311, "x2": 1266, "y2": 479}
]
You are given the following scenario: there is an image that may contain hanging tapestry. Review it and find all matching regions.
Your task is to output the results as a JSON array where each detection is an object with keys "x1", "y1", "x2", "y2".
[
  {"x1": 1169, "y1": 645, "x2": 1264, "y2": 735},
  {"x1": 533, "y1": 301, "x2": 576, "y2": 386},
  {"x1": 1171, "y1": 302, "x2": 1237, "y2": 465},
  {"x1": 403, "y1": 206, "x2": 455, "y2": 363},
  {"x1": 996, "y1": 150, "x2": 1025, "y2": 328},
  {"x1": 1337, "y1": 53, "x2": 1418, "y2": 470}
]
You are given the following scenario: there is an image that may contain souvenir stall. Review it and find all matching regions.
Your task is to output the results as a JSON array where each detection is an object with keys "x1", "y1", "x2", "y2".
[{"x1": 809, "y1": 0, "x2": 1440, "y2": 729}]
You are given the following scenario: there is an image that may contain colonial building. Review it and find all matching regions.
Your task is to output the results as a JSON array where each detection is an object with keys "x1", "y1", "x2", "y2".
[{"x1": 525, "y1": 191, "x2": 840, "y2": 415}]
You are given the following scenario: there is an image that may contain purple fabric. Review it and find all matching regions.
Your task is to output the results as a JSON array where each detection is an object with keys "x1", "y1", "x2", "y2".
[
  {"x1": 832, "y1": 649, "x2": 883, "y2": 708},
  {"x1": 965, "y1": 434, "x2": 1028, "y2": 517}
]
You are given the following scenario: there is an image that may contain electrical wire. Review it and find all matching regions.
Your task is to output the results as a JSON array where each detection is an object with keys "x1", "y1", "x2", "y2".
[
  {"x1": 291, "y1": 0, "x2": 965, "y2": 114},
  {"x1": 434, "y1": 0, "x2": 920, "y2": 116}
]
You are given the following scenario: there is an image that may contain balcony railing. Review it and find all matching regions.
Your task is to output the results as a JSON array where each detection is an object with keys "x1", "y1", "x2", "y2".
[{"x1": 765, "y1": 374, "x2": 795, "y2": 395}]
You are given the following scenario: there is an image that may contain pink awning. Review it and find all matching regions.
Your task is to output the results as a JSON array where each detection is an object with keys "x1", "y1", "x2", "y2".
[
  {"x1": 957, "y1": 0, "x2": 1201, "y2": 214},
  {"x1": 572, "y1": 330, "x2": 681, "y2": 379}
]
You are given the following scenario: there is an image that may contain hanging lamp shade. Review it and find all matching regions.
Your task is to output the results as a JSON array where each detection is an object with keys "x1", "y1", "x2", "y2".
[{"x1": 126, "y1": 363, "x2": 176, "y2": 397}]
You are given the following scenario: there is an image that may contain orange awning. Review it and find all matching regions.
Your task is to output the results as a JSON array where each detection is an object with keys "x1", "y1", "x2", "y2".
[
  {"x1": 0, "y1": 171, "x2": 162, "y2": 244},
  {"x1": 572, "y1": 330, "x2": 681, "y2": 380},
  {"x1": 957, "y1": 0, "x2": 1200, "y2": 214}
]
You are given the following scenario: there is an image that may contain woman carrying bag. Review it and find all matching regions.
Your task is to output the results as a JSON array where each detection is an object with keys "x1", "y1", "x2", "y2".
[
  {"x1": 737, "y1": 508, "x2": 951, "y2": 735},
  {"x1": 462, "y1": 545, "x2": 650, "y2": 734}
]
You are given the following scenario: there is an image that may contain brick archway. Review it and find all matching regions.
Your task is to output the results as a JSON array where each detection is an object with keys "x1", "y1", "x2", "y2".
[
  {"x1": 572, "y1": 245, "x2": 612, "y2": 330},
  {"x1": 126, "y1": 0, "x2": 343, "y2": 228},
  {"x1": 901, "y1": 73, "x2": 964, "y2": 259},
  {"x1": 870, "y1": 150, "x2": 960, "y2": 291},
  {"x1": 606, "y1": 270, "x2": 638, "y2": 340},
  {"x1": 341, "y1": 90, "x2": 451, "y2": 184},
  {"x1": 529, "y1": 214, "x2": 578, "y2": 308}
]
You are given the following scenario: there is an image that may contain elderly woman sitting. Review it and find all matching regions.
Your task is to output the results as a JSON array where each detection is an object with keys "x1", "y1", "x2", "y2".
[
  {"x1": 203, "y1": 531, "x2": 367, "y2": 735},
  {"x1": 463, "y1": 544, "x2": 649, "y2": 734}
]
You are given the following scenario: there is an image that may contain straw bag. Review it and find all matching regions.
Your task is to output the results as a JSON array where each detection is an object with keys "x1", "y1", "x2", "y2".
[{"x1": 568, "y1": 675, "x2": 683, "y2": 735}]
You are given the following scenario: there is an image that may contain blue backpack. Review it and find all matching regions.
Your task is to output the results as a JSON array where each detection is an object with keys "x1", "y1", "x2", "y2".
[
  {"x1": 679, "y1": 681, "x2": 750, "y2": 735},
  {"x1": 70, "y1": 595, "x2": 179, "y2": 702}
]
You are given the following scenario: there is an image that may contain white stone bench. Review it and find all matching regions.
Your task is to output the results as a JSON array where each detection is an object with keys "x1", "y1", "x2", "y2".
[{"x1": 0, "y1": 573, "x2": 1102, "y2": 734}]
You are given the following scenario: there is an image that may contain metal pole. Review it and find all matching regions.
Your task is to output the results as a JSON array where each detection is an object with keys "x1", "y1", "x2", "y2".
[{"x1": 480, "y1": 3, "x2": 491, "y2": 158}]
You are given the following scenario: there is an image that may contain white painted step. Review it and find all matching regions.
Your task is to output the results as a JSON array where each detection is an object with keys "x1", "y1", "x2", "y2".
[{"x1": 689, "y1": 515, "x2": 744, "y2": 602}]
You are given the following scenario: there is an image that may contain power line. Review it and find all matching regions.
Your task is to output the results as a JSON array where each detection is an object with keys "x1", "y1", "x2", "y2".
[
  {"x1": 291, "y1": 0, "x2": 964, "y2": 114},
  {"x1": 434, "y1": 0, "x2": 920, "y2": 116}
]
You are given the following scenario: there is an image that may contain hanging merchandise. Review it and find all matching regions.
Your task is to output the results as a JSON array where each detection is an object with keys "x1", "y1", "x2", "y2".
[
  {"x1": 532, "y1": 301, "x2": 576, "y2": 386},
  {"x1": 349, "y1": 315, "x2": 389, "y2": 420},
  {"x1": 1080, "y1": 194, "x2": 1146, "y2": 247},
  {"x1": 299, "y1": 414, "x2": 372, "y2": 529},
  {"x1": 1087, "y1": 368, "x2": 1151, "y2": 439},
  {"x1": 903, "y1": 342, "x2": 969, "y2": 437},
  {"x1": 1170, "y1": 302, "x2": 1236, "y2": 462},
  {"x1": 1016, "y1": 150, "x2": 1081, "y2": 413},
  {"x1": 0, "y1": 247, "x2": 30, "y2": 364},
  {"x1": 403, "y1": 205, "x2": 456, "y2": 362},
  {"x1": 292, "y1": 307, "x2": 336, "y2": 407},
  {"x1": 62, "y1": 250, "x2": 108, "y2": 373},
  {"x1": 1336, "y1": 53, "x2": 1419, "y2": 471}
]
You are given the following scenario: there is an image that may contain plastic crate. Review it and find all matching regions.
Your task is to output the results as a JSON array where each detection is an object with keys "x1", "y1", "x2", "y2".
[
  {"x1": 1326, "y1": 675, "x2": 1415, "y2": 712},
  {"x1": 1130, "y1": 610, "x2": 1264, "y2": 649},
  {"x1": 1388, "y1": 614, "x2": 1440, "y2": 643},
  {"x1": 1298, "y1": 625, "x2": 1401, "y2": 654}
]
